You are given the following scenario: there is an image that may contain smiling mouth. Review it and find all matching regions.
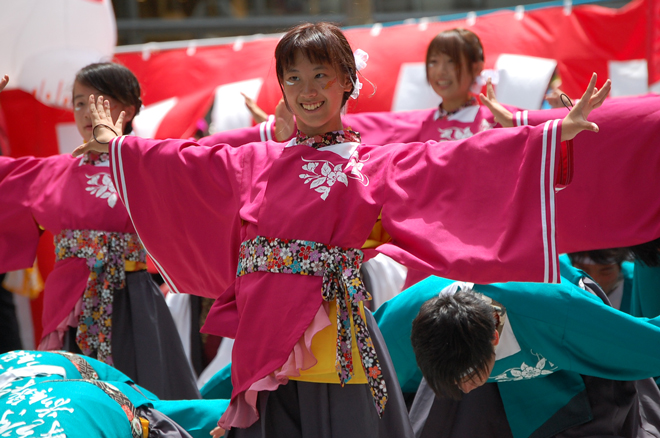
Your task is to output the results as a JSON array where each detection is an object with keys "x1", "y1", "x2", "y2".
[
  {"x1": 436, "y1": 80, "x2": 451, "y2": 87},
  {"x1": 301, "y1": 102, "x2": 324, "y2": 111}
]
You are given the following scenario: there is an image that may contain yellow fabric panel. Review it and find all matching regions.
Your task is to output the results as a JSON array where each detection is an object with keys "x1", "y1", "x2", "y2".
[
  {"x1": 125, "y1": 261, "x2": 148, "y2": 272},
  {"x1": 362, "y1": 214, "x2": 392, "y2": 250},
  {"x1": 290, "y1": 301, "x2": 368, "y2": 384}
]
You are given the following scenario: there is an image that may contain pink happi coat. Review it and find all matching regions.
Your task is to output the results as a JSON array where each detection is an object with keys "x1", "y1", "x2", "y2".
[
  {"x1": 0, "y1": 154, "x2": 136, "y2": 344},
  {"x1": 200, "y1": 104, "x2": 520, "y2": 146},
  {"x1": 109, "y1": 120, "x2": 566, "y2": 428}
]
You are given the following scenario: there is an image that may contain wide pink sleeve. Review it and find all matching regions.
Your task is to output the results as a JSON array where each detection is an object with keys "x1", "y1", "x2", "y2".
[
  {"x1": 554, "y1": 95, "x2": 660, "y2": 251},
  {"x1": 374, "y1": 120, "x2": 566, "y2": 284},
  {"x1": 0, "y1": 156, "x2": 50, "y2": 271},
  {"x1": 197, "y1": 117, "x2": 275, "y2": 146},
  {"x1": 108, "y1": 136, "x2": 252, "y2": 298}
]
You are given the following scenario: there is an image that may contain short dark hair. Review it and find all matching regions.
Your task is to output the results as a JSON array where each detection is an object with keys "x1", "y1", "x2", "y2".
[
  {"x1": 627, "y1": 238, "x2": 660, "y2": 267},
  {"x1": 275, "y1": 22, "x2": 356, "y2": 109},
  {"x1": 411, "y1": 290, "x2": 496, "y2": 400},
  {"x1": 425, "y1": 28, "x2": 484, "y2": 84},
  {"x1": 74, "y1": 62, "x2": 142, "y2": 134},
  {"x1": 568, "y1": 248, "x2": 628, "y2": 266}
]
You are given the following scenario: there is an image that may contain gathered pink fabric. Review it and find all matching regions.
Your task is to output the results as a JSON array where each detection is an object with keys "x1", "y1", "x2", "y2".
[
  {"x1": 38, "y1": 297, "x2": 83, "y2": 350},
  {"x1": 219, "y1": 304, "x2": 330, "y2": 428}
]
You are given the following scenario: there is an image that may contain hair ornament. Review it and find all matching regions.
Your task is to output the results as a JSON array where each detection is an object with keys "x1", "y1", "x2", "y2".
[
  {"x1": 439, "y1": 281, "x2": 475, "y2": 297},
  {"x1": 471, "y1": 69, "x2": 499, "y2": 94},
  {"x1": 350, "y1": 49, "x2": 369, "y2": 100}
]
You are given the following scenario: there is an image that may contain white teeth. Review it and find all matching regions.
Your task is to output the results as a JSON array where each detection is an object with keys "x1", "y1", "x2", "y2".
[{"x1": 301, "y1": 102, "x2": 323, "y2": 110}]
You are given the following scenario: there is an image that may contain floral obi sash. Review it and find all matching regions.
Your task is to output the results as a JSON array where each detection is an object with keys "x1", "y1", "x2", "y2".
[
  {"x1": 55, "y1": 229, "x2": 147, "y2": 365},
  {"x1": 236, "y1": 236, "x2": 388, "y2": 417}
]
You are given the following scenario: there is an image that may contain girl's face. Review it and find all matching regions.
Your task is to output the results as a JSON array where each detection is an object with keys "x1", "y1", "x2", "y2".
[
  {"x1": 281, "y1": 51, "x2": 352, "y2": 137},
  {"x1": 427, "y1": 51, "x2": 480, "y2": 105},
  {"x1": 72, "y1": 81, "x2": 135, "y2": 142}
]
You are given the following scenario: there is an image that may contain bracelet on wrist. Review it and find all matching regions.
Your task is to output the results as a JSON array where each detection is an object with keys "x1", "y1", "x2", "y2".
[{"x1": 93, "y1": 124, "x2": 119, "y2": 145}]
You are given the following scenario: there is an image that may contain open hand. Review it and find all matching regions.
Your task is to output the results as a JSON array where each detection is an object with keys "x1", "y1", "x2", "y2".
[
  {"x1": 72, "y1": 95, "x2": 124, "y2": 157},
  {"x1": 560, "y1": 73, "x2": 611, "y2": 142},
  {"x1": 210, "y1": 426, "x2": 226, "y2": 438},
  {"x1": 242, "y1": 92, "x2": 269, "y2": 124},
  {"x1": 545, "y1": 78, "x2": 565, "y2": 109},
  {"x1": 274, "y1": 97, "x2": 295, "y2": 141},
  {"x1": 479, "y1": 78, "x2": 514, "y2": 127},
  {"x1": 0, "y1": 75, "x2": 8, "y2": 93}
]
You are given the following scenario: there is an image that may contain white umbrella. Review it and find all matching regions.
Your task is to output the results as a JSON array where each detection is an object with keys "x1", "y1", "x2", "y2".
[{"x1": 0, "y1": 0, "x2": 116, "y2": 107}]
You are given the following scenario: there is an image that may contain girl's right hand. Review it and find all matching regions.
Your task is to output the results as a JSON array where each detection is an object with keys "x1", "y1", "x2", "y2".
[
  {"x1": 479, "y1": 78, "x2": 514, "y2": 127},
  {"x1": 0, "y1": 75, "x2": 8, "y2": 93},
  {"x1": 72, "y1": 95, "x2": 125, "y2": 157},
  {"x1": 274, "y1": 98, "x2": 295, "y2": 142},
  {"x1": 560, "y1": 73, "x2": 610, "y2": 142},
  {"x1": 210, "y1": 426, "x2": 226, "y2": 438}
]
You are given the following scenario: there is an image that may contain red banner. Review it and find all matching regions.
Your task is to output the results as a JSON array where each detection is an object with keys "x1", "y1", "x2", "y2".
[{"x1": 0, "y1": 0, "x2": 657, "y2": 155}]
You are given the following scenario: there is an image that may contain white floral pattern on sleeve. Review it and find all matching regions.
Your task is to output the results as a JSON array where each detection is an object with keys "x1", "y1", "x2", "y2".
[{"x1": 492, "y1": 351, "x2": 558, "y2": 382}]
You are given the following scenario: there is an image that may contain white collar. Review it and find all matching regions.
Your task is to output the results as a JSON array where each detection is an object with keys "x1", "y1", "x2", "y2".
[
  {"x1": 433, "y1": 104, "x2": 480, "y2": 123},
  {"x1": 494, "y1": 316, "x2": 521, "y2": 361},
  {"x1": 286, "y1": 139, "x2": 360, "y2": 160}
]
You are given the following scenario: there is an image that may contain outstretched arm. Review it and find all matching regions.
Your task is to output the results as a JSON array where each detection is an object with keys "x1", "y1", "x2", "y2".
[
  {"x1": 559, "y1": 73, "x2": 611, "y2": 141},
  {"x1": 480, "y1": 73, "x2": 611, "y2": 139},
  {"x1": 72, "y1": 95, "x2": 125, "y2": 156},
  {"x1": 0, "y1": 75, "x2": 8, "y2": 93}
]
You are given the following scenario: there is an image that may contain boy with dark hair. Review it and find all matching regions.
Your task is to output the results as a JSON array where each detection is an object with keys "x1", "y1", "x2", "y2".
[
  {"x1": 411, "y1": 289, "x2": 498, "y2": 400},
  {"x1": 377, "y1": 268, "x2": 660, "y2": 438}
]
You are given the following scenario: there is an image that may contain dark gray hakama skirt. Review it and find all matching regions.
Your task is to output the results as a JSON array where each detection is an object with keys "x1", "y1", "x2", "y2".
[
  {"x1": 227, "y1": 310, "x2": 414, "y2": 438},
  {"x1": 65, "y1": 270, "x2": 200, "y2": 400}
]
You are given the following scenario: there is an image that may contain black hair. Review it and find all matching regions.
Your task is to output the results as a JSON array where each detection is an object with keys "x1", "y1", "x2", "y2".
[
  {"x1": 411, "y1": 290, "x2": 496, "y2": 400},
  {"x1": 626, "y1": 237, "x2": 660, "y2": 267},
  {"x1": 275, "y1": 22, "x2": 356, "y2": 109},
  {"x1": 74, "y1": 62, "x2": 142, "y2": 134},
  {"x1": 568, "y1": 248, "x2": 629, "y2": 267}
]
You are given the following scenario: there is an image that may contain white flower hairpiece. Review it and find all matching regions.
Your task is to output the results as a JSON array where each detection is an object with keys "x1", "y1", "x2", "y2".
[
  {"x1": 350, "y1": 49, "x2": 369, "y2": 100},
  {"x1": 439, "y1": 281, "x2": 475, "y2": 297},
  {"x1": 471, "y1": 69, "x2": 500, "y2": 94}
]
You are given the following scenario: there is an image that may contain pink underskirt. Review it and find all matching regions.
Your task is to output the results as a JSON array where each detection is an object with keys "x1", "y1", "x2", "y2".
[
  {"x1": 38, "y1": 297, "x2": 82, "y2": 350},
  {"x1": 218, "y1": 303, "x2": 331, "y2": 430}
]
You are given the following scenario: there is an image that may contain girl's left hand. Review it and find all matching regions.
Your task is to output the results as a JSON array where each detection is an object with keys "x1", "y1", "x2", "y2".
[
  {"x1": 242, "y1": 92, "x2": 269, "y2": 124},
  {"x1": 479, "y1": 78, "x2": 514, "y2": 127},
  {"x1": 72, "y1": 95, "x2": 125, "y2": 157},
  {"x1": 210, "y1": 426, "x2": 226, "y2": 438},
  {"x1": 560, "y1": 73, "x2": 611, "y2": 142},
  {"x1": 0, "y1": 75, "x2": 9, "y2": 93}
]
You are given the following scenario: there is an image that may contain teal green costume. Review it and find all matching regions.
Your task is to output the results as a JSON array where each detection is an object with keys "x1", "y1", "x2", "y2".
[
  {"x1": 200, "y1": 363, "x2": 233, "y2": 400},
  {"x1": 629, "y1": 261, "x2": 660, "y2": 318},
  {"x1": 375, "y1": 265, "x2": 660, "y2": 438},
  {"x1": 0, "y1": 351, "x2": 228, "y2": 438}
]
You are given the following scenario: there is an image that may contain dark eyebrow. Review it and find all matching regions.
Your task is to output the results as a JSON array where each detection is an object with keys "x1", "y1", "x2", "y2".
[{"x1": 73, "y1": 94, "x2": 86, "y2": 101}]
